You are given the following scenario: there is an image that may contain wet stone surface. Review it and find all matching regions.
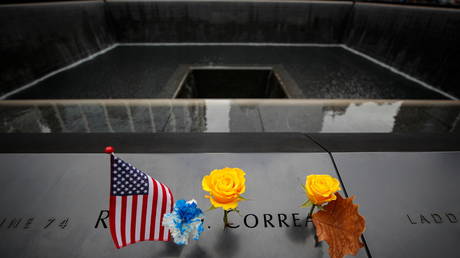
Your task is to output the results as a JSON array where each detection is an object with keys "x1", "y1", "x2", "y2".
[
  {"x1": 0, "y1": 153, "x2": 368, "y2": 258},
  {"x1": 9, "y1": 45, "x2": 447, "y2": 100},
  {"x1": 333, "y1": 152, "x2": 460, "y2": 258},
  {"x1": 0, "y1": 100, "x2": 459, "y2": 133}
]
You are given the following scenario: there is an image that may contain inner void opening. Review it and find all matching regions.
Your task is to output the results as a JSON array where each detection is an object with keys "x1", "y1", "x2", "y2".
[{"x1": 175, "y1": 68, "x2": 288, "y2": 98}]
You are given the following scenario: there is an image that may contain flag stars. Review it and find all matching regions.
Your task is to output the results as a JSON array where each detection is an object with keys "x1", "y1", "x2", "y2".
[{"x1": 111, "y1": 158, "x2": 150, "y2": 196}]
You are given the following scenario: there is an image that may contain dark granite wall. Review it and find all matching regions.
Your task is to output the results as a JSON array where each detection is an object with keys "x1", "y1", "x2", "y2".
[
  {"x1": 345, "y1": 3, "x2": 460, "y2": 98},
  {"x1": 0, "y1": 1, "x2": 114, "y2": 96},
  {"x1": 1, "y1": 1, "x2": 460, "y2": 99},
  {"x1": 106, "y1": 1, "x2": 353, "y2": 43}
]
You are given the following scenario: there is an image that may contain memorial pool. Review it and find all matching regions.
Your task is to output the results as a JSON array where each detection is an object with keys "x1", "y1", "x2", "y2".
[{"x1": 5, "y1": 45, "x2": 448, "y2": 100}]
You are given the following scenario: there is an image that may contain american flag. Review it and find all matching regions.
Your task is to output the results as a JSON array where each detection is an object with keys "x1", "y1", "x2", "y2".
[{"x1": 109, "y1": 154, "x2": 174, "y2": 248}]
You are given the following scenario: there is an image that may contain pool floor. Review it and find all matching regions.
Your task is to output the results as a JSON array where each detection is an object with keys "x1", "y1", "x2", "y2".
[{"x1": 8, "y1": 45, "x2": 448, "y2": 100}]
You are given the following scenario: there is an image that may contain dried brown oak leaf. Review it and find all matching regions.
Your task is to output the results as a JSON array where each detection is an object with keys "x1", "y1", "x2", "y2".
[{"x1": 312, "y1": 193, "x2": 365, "y2": 258}]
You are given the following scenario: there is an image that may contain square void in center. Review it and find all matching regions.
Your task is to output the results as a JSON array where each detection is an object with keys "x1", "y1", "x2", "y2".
[{"x1": 175, "y1": 68, "x2": 288, "y2": 98}]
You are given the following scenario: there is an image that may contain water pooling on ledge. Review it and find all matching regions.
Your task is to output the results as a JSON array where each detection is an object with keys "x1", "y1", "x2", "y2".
[{"x1": 0, "y1": 99, "x2": 459, "y2": 133}]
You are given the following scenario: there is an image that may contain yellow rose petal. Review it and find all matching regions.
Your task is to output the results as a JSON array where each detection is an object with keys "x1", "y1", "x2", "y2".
[
  {"x1": 305, "y1": 174, "x2": 341, "y2": 205},
  {"x1": 202, "y1": 167, "x2": 247, "y2": 210}
]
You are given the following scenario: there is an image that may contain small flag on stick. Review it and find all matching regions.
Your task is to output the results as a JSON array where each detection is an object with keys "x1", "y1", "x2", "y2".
[{"x1": 105, "y1": 146, "x2": 174, "y2": 248}]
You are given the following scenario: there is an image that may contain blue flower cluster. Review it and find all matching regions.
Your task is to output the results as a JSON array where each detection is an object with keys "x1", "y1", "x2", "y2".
[{"x1": 162, "y1": 199, "x2": 204, "y2": 245}]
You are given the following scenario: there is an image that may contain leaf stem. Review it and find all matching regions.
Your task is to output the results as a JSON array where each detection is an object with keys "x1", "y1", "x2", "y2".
[
  {"x1": 307, "y1": 205, "x2": 320, "y2": 247},
  {"x1": 313, "y1": 224, "x2": 320, "y2": 247}
]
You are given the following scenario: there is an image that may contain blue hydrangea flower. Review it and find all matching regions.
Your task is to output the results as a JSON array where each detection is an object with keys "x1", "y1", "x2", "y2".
[{"x1": 162, "y1": 199, "x2": 204, "y2": 245}]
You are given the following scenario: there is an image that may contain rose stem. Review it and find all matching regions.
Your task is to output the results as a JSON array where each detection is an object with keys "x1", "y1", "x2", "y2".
[
  {"x1": 307, "y1": 205, "x2": 315, "y2": 221},
  {"x1": 223, "y1": 209, "x2": 229, "y2": 229}
]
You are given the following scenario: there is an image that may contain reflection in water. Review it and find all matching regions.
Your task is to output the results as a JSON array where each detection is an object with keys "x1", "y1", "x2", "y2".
[
  {"x1": 228, "y1": 104, "x2": 263, "y2": 132},
  {"x1": 163, "y1": 101, "x2": 206, "y2": 132},
  {"x1": 321, "y1": 101, "x2": 403, "y2": 133},
  {"x1": 0, "y1": 100, "x2": 458, "y2": 133},
  {"x1": 205, "y1": 99, "x2": 231, "y2": 132}
]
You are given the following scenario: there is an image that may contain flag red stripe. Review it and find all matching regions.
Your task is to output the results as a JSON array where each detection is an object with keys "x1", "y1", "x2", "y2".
[
  {"x1": 168, "y1": 187, "x2": 174, "y2": 211},
  {"x1": 166, "y1": 187, "x2": 174, "y2": 241},
  {"x1": 108, "y1": 155, "x2": 175, "y2": 248},
  {"x1": 140, "y1": 194, "x2": 148, "y2": 241},
  {"x1": 149, "y1": 178, "x2": 159, "y2": 240},
  {"x1": 109, "y1": 154, "x2": 121, "y2": 249},
  {"x1": 130, "y1": 196, "x2": 138, "y2": 244},
  {"x1": 109, "y1": 196, "x2": 120, "y2": 248},
  {"x1": 158, "y1": 183, "x2": 168, "y2": 241},
  {"x1": 120, "y1": 196, "x2": 127, "y2": 247}
]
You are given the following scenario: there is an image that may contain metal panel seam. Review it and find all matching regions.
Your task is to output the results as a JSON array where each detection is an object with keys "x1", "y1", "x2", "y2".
[{"x1": 304, "y1": 134, "x2": 373, "y2": 258}]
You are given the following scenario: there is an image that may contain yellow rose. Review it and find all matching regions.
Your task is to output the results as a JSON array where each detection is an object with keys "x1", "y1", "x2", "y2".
[
  {"x1": 202, "y1": 167, "x2": 246, "y2": 210},
  {"x1": 305, "y1": 174, "x2": 341, "y2": 205}
]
